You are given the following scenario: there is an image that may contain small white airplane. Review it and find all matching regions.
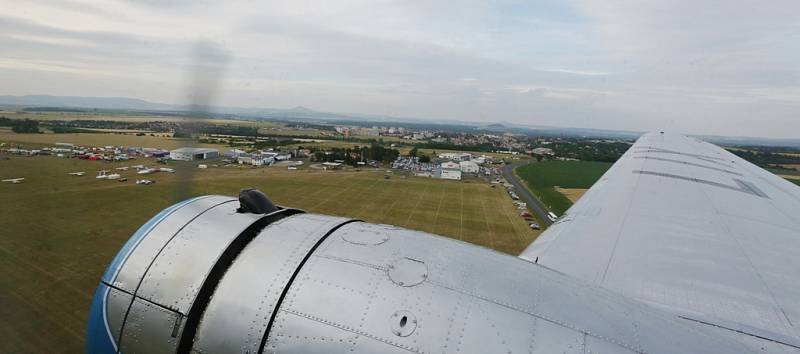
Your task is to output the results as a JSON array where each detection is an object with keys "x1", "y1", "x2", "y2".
[
  {"x1": 137, "y1": 168, "x2": 155, "y2": 175},
  {"x1": 106, "y1": 173, "x2": 121, "y2": 180},
  {"x1": 115, "y1": 167, "x2": 129, "y2": 171},
  {"x1": 2, "y1": 178, "x2": 24, "y2": 184},
  {"x1": 96, "y1": 170, "x2": 110, "y2": 179},
  {"x1": 68, "y1": 172, "x2": 86, "y2": 176},
  {"x1": 131, "y1": 164, "x2": 145, "y2": 169},
  {"x1": 136, "y1": 179, "x2": 155, "y2": 185},
  {"x1": 159, "y1": 167, "x2": 175, "y2": 173}
]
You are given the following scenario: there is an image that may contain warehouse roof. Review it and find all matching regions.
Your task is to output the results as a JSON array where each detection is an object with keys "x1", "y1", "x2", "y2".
[{"x1": 171, "y1": 147, "x2": 219, "y2": 154}]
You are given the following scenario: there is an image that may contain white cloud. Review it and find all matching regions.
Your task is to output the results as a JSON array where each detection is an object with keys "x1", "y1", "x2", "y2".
[{"x1": 0, "y1": 0, "x2": 798, "y2": 138}]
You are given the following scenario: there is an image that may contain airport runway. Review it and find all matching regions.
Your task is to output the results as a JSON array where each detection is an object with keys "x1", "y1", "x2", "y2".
[{"x1": 502, "y1": 162, "x2": 554, "y2": 227}]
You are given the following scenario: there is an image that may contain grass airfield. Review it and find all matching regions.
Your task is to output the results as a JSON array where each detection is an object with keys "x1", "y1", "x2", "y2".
[{"x1": 0, "y1": 155, "x2": 538, "y2": 352}]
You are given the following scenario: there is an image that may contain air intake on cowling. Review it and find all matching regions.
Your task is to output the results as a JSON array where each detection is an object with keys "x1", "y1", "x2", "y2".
[{"x1": 237, "y1": 188, "x2": 278, "y2": 214}]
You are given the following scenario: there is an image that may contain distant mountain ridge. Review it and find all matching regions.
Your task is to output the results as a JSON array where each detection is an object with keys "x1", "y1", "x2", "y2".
[
  {"x1": 0, "y1": 95, "x2": 177, "y2": 110},
  {"x1": 1, "y1": 95, "x2": 798, "y2": 147}
]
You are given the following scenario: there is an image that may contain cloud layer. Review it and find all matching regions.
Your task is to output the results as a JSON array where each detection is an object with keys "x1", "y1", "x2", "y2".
[{"x1": 1, "y1": 0, "x2": 799, "y2": 138}]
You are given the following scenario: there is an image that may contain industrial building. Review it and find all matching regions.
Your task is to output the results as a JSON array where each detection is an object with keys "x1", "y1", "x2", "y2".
[
  {"x1": 438, "y1": 152, "x2": 472, "y2": 161},
  {"x1": 169, "y1": 147, "x2": 220, "y2": 161},
  {"x1": 459, "y1": 161, "x2": 480, "y2": 174},
  {"x1": 440, "y1": 161, "x2": 462, "y2": 180}
]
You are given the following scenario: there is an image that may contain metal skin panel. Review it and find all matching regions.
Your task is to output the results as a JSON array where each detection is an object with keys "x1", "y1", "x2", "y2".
[
  {"x1": 586, "y1": 335, "x2": 639, "y2": 354},
  {"x1": 105, "y1": 287, "x2": 133, "y2": 347},
  {"x1": 134, "y1": 200, "x2": 264, "y2": 313},
  {"x1": 89, "y1": 197, "x2": 231, "y2": 353},
  {"x1": 108, "y1": 195, "x2": 234, "y2": 292},
  {"x1": 120, "y1": 297, "x2": 184, "y2": 354},
  {"x1": 258, "y1": 222, "x2": 754, "y2": 353},
  {"x1": 191, "y1": 214, "x2": 352, "y2": 354},
  {"x1": 520, "y1": 132, "x2": 800, "y2": 350},
  {"x1": 269, "y1": 311, "x2": 410, "y2": 354}
]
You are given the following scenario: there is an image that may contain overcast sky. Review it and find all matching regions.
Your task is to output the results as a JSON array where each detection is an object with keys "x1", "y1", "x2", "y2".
[{"x1": 2, "y1": 0, "x2": 800, "y2": 138}]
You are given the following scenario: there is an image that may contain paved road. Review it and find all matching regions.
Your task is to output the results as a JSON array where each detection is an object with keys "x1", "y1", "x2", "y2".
[{"x1": 502, "y1": 162, "x2": 554, "y2": 227}]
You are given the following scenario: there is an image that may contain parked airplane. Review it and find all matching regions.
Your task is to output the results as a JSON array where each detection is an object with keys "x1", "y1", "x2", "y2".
[
  {"x1": 135, "y1": 179, "x2": 155, "y2": 185},
  {"x1": 115, "y1": 167, "x2": 129, "y2": 171},
  {"x1": 159, "y1": 167, "x2": 175, "y2": 173},
  {"x1": 137, "y1": 168, "x2": 155, "y2": 175},
  {"x1": 106, "y1": 173, "x2": 121, "y2": 180},
  {"x1": 68, "y1": 171, "x2": 86, "y2": 176},
  {"x1": 87, "y1": 132, "x2": 800, "y2": 354},
  {"x1": 95, "y1": 170, "x2": 109, "y2": 179},
  {"x1": 1, "y1": 178, "x2": 24, "y2": 184}
]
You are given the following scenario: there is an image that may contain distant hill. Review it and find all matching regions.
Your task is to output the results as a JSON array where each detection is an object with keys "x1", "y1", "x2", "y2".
[
  {"x1": 0, "y1": 95, "x2": 178, "y2": 111},
  {"x1": 0, "y1": 95, "x2": 796, "y2": 146},
  {"x1": 0, "y1": 95, "x2": 352, "y2": 120}
]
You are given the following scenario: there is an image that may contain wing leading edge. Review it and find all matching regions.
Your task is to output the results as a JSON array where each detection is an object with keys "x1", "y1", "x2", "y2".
[{"x1": 520, "y1": 132, "x2": 800, "y2": 351}]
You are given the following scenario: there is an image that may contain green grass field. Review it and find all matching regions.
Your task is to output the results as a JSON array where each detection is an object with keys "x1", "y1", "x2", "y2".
[
  {"x1": 0, "y1": 155, "x2": 537, "y2": 352},
  {"x1": 515, "y1": 160, "x2": 612, "y2": 215}
]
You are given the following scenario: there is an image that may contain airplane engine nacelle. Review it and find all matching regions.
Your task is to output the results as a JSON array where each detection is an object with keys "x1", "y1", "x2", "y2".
[{"x1": 87, "y1": 192, "x2": 750, "y2": 354}]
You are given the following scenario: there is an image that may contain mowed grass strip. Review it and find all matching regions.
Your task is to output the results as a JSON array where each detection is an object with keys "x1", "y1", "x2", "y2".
[
  {"x1": 515, "y1": 160, "x2": 612, "y2": 215},
  {"x1": 0, "y1": 156, "x2": 535, "y2": 352}
]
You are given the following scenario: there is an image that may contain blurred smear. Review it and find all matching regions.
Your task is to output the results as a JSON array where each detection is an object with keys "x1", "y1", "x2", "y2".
[
  {"x1": 174, "y1": 41, "x2": 229, "y2": 201},
  {"x1": 188, "y1": 41, "x2": 230, "y2": 114}
]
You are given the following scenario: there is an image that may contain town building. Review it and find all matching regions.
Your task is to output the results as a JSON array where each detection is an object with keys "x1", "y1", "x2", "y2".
[
  {"x1": 440, "y1": 161, "x2": 462, "y2": 180},
  {"x1": 530, "y1": 147, "x2": 554, "y2": 156},
  {"x1": 459, "y1": 161, "x2": 480, "y2": 174},
  {"x1": 438, "y1": 152, "x2": 472, "y2": 161},
  {"x1": 224, "y1": 149, "x2": 247, "y2": 158}
]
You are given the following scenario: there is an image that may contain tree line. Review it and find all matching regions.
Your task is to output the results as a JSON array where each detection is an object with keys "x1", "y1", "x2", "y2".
[{"x1": 313, "y1": 144, "x2": 400, "y2": 166}]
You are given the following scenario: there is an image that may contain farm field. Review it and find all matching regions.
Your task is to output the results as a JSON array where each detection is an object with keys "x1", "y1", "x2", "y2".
[
  {"x1": 554, "y1": 187, "x2": 587, "y2": 203},
  {"x1": 1, "y1": 111, "x2": 283, "y2": 128},
  {"x1": 767, "y1": 167, "x2": 800, "y2": 176},
  {"x1": 765, "y1": 166, "x2": 800, "y2": 186},
  {"x1": 515, "y1": 160, "x2": 612, "y2": 215},
  {"x1": 0, "y1": 155, "x2": 538, "y2": 353}
]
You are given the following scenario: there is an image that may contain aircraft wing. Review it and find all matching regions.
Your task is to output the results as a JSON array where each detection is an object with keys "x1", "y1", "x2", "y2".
[{"x1": 520, "y1": 132, "x2": 800, "y2": 350}]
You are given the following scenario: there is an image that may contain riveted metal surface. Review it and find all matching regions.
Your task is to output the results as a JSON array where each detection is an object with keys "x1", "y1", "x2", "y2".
[
  {"x1": 388, "y1": 257, "x2": 427, "y2": 287},
  {"x1": 110, "y1": 195, "x2": 234, "y2": 292},
  {"x1": 120, "y1": 297, "x2": 184, "y2": 354},
  {"x1": 134, "y1": 200, "x2": 263, "y2": 314},
  {"x1": 104, "y1": 286, "x2": 133, "y2": 347},
  {"x1": 266, "y1": 311, "x2": 411, "y2": 354},
  {"x1": 339, "y1": 223, "x2": 392, "y2": 245},
  {"x1": 191, "y1": 214, "x2": 352, "y2": 354},
  {"x1": 261, "y1": 222, "x2": 755, "y2": 353}
]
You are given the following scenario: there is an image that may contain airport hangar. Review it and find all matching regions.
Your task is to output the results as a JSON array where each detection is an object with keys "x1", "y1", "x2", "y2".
[{"x1": 169, "y1": 147, "x2": 220, "y2": 161}]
